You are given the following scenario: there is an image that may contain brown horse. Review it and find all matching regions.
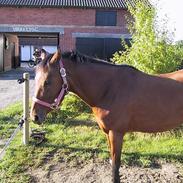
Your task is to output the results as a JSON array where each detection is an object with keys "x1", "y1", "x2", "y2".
[{"x1": 31, "y1": 49, "x2": 183, "y2": 183}]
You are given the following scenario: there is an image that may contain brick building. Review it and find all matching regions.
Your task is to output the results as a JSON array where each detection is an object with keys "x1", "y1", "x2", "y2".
[{"x1": 0, "y1": 0, "x2": 132, "y2": 71}]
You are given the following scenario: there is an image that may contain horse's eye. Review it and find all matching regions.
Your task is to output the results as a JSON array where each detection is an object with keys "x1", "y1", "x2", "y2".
[{"x1": 44, "y1": 80, "x2": 50, "y2": 86}]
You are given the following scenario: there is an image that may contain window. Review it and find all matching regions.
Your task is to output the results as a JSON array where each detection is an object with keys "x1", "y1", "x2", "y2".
[{"x1": 96, "y1": 10, "x2": 117, "y2": 26}]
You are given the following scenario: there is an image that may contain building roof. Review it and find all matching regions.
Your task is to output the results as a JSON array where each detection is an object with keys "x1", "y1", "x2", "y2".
[{"x1": 0, "y1": 0, "x2": 146, "y2": 9}]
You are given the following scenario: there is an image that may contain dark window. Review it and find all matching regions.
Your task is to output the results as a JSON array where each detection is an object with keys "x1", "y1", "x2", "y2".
[
  {"x1": 76, "y1": 37, "x2": 126, "y2": 61},
  {"x1": 96, "y1": 10, "x2": 117, "y2": 26}
]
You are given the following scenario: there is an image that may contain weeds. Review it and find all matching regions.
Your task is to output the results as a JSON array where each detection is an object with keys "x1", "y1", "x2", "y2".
[{"x1": 0, "y1": 95, "x2": 183, "y2": 182}]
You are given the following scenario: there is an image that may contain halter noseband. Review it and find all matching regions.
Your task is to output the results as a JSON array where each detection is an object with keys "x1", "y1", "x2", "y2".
[{"x1": 32, "y1": 60, "x2": 68, "y2": 110}]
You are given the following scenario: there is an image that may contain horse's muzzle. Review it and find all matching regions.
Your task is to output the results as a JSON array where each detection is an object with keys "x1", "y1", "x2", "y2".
[
  {"x1": 32, "y1": 115, "x2": 39, "y2": 122},
  {"x1": 30, "y1": 112, "x2": 45, "y2": 125}
]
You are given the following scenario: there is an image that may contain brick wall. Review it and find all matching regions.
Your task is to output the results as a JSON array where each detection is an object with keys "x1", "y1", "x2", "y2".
[
  {"x1": 60, "y1": 26, "x2": 128, "y2": 51},
  {"x1": 0, "y1": 7, "x2": 129, "y2": 26},
  {"x1": 0, "y1": 7, "x2": 130, "y2": 51},
  {"x1": 0, "y1": 7, "x2": 130, "y2": 69}
]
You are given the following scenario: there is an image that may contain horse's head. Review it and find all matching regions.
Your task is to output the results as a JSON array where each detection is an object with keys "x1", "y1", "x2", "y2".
[{"x1": 30, "y1": 48, "x2": 67, "y2": 124}]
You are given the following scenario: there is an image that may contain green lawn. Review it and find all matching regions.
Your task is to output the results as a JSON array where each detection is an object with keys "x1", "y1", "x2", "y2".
[{"x1": 0, "y1": 95, "x2": 183, "y2": 183}]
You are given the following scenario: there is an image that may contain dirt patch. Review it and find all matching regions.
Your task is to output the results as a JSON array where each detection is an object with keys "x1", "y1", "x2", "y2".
[{"x1": 29, "y1": 161, "x2": 183, "y2": 183}]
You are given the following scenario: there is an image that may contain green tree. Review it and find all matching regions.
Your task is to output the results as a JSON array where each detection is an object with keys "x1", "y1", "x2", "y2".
[{"x1": 113, "y1": 1, "x2": 183, "y2": 74}]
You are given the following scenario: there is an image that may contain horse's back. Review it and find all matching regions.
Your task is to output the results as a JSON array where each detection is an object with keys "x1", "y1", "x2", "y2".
[
  {"x1": 109, "y1": 68, "x2": 183, "y2": 133},
  {"x1": 127, "y1": 71, "x2": 183, "y2": 132}
]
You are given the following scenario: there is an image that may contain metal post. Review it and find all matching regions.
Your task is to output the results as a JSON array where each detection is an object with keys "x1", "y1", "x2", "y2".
[{"x1": 23, "y1": 72, "x2": 29, "y2": 145}]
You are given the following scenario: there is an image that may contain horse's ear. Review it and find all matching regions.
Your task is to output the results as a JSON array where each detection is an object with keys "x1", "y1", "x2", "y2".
[
  {"x1": 50, "y1": 48, "x2": 61, "y2": 64},
  {"x1": 40, "y1": 49, "x2": 48, "y2": 61}
]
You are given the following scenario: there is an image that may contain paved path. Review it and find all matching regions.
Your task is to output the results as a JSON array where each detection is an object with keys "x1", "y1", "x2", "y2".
[{"x1": 0, "y1": 64, "x2": 35, "y2": 109}]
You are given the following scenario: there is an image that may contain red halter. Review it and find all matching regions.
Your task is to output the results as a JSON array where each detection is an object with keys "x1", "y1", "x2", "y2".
[{"x1": 32, "y1": 60, "x2": 68, "y2": 110}]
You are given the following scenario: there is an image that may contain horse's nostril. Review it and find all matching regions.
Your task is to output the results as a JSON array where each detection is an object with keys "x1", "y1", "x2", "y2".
[{"x1": 34, "y1": 115, "x2": 39, "y2": 122}]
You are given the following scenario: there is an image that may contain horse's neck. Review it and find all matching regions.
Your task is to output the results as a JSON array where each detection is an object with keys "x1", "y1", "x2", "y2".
[{"x1": 65, "y1": 61, "x2": 113, "y2": 107}]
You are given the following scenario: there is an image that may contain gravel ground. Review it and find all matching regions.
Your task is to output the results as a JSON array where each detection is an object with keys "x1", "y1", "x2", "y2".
[
  {"x1": 0, "y1": 63, "x2": 35, "y2": 109},
  {"x1": 29, "y1": 161, "x2": 183, "y2": 183}
]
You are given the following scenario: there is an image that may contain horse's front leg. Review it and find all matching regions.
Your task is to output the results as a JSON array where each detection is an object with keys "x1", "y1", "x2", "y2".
[{"x1": 108, "y1": 130, "x2": 123, "y2": 183}]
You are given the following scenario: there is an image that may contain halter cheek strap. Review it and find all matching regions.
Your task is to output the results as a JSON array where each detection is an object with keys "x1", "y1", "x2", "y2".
[{"x1": 32, "y1": 60, "x2": 69, "y2": 110}]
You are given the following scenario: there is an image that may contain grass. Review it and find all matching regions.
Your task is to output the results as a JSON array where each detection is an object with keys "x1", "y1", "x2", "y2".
[{"x1": 0, "y1": 94, "x2": 183, "y2": 182}]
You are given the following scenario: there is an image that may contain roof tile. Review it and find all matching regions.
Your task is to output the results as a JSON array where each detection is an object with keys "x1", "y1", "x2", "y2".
[
  {"x1": 0, "y1": 0, "x2": 127, "y2": 8},
  {"x1": 0, "y1": 0, "x2": 150, "y2": 9}
]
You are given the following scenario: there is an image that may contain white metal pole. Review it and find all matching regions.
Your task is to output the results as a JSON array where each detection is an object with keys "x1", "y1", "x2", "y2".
[{"x1": 23, "y1": 72, "x2": 29, "y2": 145}]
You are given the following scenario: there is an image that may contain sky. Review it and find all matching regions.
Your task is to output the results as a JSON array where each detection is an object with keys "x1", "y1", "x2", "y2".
[{"x1": 151, "y1": 0, "x2": 183, "y2": 42}]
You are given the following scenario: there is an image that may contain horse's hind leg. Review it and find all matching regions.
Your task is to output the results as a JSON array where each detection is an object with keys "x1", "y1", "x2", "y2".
[
  {"x1": 108, "y1": 130, "x2": 123, "y2": 183},
  {"x1": 106, "y1": 134, "x2": 112, "y2": 165}
]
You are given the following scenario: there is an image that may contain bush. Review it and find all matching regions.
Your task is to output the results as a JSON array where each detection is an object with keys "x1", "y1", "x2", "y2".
[
  {"x1": 46, "y1": 94, "x2": 91, "y2": 124},
  {"x1": 62, "y1": 94, "x2": 91, "y2": 113},
  {"x1": 113, "y1": 1, "x2": 183, "y2": 74}
]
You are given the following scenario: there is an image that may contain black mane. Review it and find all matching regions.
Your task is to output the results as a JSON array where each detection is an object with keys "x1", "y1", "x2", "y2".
[
  {"x1": 61, "y1": 51, "x2": 137, "y2": 70},
  {"x1": 62, "y1": 51, "x2": 112, "y2": 65},
  {"x1": 37, "y1": 50, "x2": 137, "y2": 71}
]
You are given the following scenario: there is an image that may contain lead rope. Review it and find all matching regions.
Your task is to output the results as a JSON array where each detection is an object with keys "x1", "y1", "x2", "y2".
[
  {"x1": 0, "y1": 118, "x2": 25, "y2": 160},
  {"x1": 30, "y1": 128, "x2": 46, "y2": 145}
]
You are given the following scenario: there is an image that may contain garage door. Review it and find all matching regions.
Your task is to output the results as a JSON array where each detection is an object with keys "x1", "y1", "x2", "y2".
[{"x1": 76, "y1": 38, "x2": 124, "y2": 61}]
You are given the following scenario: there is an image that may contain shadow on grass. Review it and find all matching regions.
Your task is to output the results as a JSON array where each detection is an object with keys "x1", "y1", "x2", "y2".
[
  {"x1": 32, "y1": 141, "x2": 183, "y2": 168},
  {"x1": 45, "y1": 110, "x2": 98, "y2": 128},
  {"x1": 30, "y1": 141, "x2": 107, "y2": 156},
  {"x1": 63, "y1": 119, "x2": 98, "y2": 128},
  {"x1": 0, "y1": 115, "x2": 21, "y2": 124},
  {"x1": 122, "y1": 152, "x2": 183, "y2": 167},
  {"x1": 0, "y1": 116, "x2": 12, "y2": 122}
]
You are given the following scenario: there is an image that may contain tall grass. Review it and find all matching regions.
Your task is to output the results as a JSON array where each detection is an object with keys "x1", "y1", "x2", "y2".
[{"x1": 0, "y1": 94, "x2": 183, "y2": 182}]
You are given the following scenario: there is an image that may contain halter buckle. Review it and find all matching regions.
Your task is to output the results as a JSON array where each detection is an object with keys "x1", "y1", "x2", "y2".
[
  {"x1": 62, "y1": 83, "x2": 68, "y2": 92},
  {"x1": 50, "y1": 103, "x2": 59, "y2": 110}
]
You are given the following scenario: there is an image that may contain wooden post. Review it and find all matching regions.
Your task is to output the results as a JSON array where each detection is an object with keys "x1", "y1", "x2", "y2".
[{"x1": 23, "y1": 72, "x2": 29, "y2": 145}]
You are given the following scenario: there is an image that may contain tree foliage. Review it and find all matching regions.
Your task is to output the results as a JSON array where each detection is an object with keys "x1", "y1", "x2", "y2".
[{"x1": 113, "y1": 1, "x2": 183, "y2": 74}]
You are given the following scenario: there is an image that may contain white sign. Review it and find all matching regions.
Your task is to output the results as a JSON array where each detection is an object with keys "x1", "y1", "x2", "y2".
[
  {"x1": 0, "y1": 24, "x2": 64, "y2": 33},
  {"x1": 13, "y1": 26, "x2": 39, "y2": 32}
]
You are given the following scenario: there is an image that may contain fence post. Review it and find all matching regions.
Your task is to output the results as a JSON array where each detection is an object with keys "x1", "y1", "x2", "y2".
[{"x1": 23, "y1": 72, "x2": 29, "y2": 145}]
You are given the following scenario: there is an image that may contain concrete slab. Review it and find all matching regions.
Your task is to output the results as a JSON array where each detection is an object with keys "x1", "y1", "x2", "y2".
[{"x1": 0, "y1": 63, "x2": 35, "y2": 109}]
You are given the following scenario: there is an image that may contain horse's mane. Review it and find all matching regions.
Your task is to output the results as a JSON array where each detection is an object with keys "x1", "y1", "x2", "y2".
[
  {"x1": 61, "y1": 51, "x2": 137, "y2": 70},
  {"x1": 62, "y1": 51, "x2": 111, "y2": 65}
]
